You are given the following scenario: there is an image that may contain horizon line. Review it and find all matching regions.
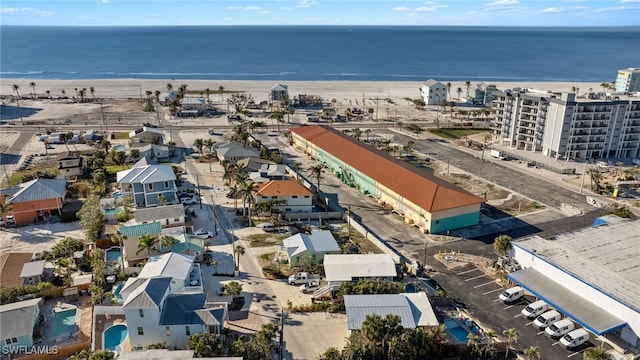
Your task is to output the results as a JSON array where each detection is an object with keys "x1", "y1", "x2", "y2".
[{"x1": 2, "y1": 24, "x2": 639, "y2": 28}]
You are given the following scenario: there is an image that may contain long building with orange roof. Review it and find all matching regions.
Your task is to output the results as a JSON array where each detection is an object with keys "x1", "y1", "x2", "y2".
[{"x1": 290, "y1": 125, "x2": 484, "y2": 234}]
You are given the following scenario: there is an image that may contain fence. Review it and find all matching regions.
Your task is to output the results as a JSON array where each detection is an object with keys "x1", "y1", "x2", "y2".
[{"x1": 347, "y1": 214, "x2": 404, "y2": 264}]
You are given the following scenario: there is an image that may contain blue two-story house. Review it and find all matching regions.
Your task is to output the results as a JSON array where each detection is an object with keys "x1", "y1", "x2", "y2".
[{"x1": 116, "y1": 163, "x2": 178, "y2": 208}]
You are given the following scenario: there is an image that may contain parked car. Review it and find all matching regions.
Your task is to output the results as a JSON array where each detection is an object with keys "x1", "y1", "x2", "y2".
[
  {"x1": 178, "y1": 193, "x2": 193, "y2": 199},
  {"x1": 194, "y1": 229, "x2": 214, "y2": 239},
  {"x1": 181, "y1": 197, "x2": 197, "y2": 205},
  {"x1": 299, "y1": 281, "x2": 320, "y2": 294}
]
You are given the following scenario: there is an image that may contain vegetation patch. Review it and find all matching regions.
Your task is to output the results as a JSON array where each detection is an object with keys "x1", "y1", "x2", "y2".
[
  {"x1": 428, "y1": 128, "x2": 488, "y2": 140},
  {"x1": 247, "y1": 234, "x2": 280, "y2": 247},
  {"x1": 111, "y1": 132, "x2": 130, "y2": 140}
]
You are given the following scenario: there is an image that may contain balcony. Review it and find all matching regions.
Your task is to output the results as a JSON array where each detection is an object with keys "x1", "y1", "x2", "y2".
[{"x1": 181, "y1": 263, "x2": 203, "y2": 294}]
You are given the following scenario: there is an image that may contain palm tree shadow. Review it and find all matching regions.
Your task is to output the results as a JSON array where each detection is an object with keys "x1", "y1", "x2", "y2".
[{"x1": 0, "y1": 104, "x2": 42, "y2": 121}]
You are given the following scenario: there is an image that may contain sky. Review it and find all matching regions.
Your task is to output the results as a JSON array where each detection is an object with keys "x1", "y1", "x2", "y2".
[{"x1": 0, "y1": 0, "x2": 638, "y2": 27}]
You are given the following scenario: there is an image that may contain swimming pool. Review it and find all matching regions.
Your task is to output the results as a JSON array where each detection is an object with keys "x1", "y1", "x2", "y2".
[
  {"x1": 103, "y1": 324, "x2": 128, "y2": 351},
  {"x1": 444, "y1": 318, "x2": 472, "y2": 343},
  {"x1": 113, "y1": 283, "x2": 124, "y2": 298},
  {"x1": 51, "y1": 308, "x2": 77, "y2": 338},
  {"x1": 114, "y1": 145, "x2": 126, "y2": 151},
  {"x1": 105, "y1": 248, "x2": 122, "y2": 265}
]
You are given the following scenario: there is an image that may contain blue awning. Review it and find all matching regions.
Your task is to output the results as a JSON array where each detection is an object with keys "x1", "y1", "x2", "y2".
[
  {"x1": 509, "y1": 268, "x2": 626, "y2": 335},
  {"x1": 592, "y1": 217, "x2": 610, "y2": 227}
]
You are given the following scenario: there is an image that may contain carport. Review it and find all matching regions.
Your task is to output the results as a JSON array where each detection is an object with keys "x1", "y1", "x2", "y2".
[{"x1": 508, "y1": 268, "x2": 627, "y2": 336}]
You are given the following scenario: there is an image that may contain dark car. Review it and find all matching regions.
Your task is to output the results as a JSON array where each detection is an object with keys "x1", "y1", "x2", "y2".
[{"x1": 178, "y1": 193, "x2": 193, "y2": 199}]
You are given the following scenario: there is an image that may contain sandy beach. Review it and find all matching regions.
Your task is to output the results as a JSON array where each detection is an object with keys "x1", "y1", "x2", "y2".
[{"x1": 2, "y1": 79, "x2": 604, "y2": 103}]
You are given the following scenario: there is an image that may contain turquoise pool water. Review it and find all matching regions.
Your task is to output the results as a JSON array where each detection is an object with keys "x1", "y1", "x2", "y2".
[
  {"x1": 103, "y1": 324, "x2": 128, "y2": 350},
  {"x1": 114, "y1": 145, "x2": 126, "y2": 151},
  {"x1": 113, "y1": 283, "x2": 124, "y2": 298},
  {"x1": 444, "y1": 318, "x2": 471, "y2": 343},
  {"x1": 51, "y1": 308, "x2": 77, "y2": 338},
  {"x1": 105, "y1": 248, "x2": 122, "y2": 264}
]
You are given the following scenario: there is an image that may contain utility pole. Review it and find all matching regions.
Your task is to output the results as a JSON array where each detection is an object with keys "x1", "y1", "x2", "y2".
[
  {"x1": 518, "y1": 184, "x2": 523, "y2": 215},
  {"x1": 423, "y1": 239, "x2": 428, "y2": 268},
  {"x1": 347, "y1": 206, "x2": 351, "y2": 241},
  {"x1": 211, "y1": 195, "x2": 218, "y2": 235},
  {"x1": 196, "y1": 174, "x2": 202, "y2": 209},
  {"x1": 279, "y1": 308, "x2": 285, "y2": 360}
]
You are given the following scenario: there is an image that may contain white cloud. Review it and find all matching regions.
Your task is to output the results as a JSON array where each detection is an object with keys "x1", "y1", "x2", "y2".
[
  {"x1": 296, "y1": 0, "x2": 316, "y2": 8},
  {"x1": 223, "y1": 17, "x2": 235, "y2": 21},
  {"x1": 413, "y1": 4, "x2": 447, "y2": 12},
  {"x1": 259, "y1": 10, "x2": 270, "y2": 14},
  {"x1": 279, "y1": 6, "x2": 292, "y2": 10},
  {"x1": 596, "y1": 4, "x2": 640, "y2": 11},
  {"x1": 485, "y1": 0, "x2": 519, "y2": 6},
  {"x1": 618, "y1": 0, "x2": 640, "y2": 2},
  {"x1": 392, "y1": 6, "x2": 410, "y2": 11},
  {"x1": 245, "y1": 6, "x2": 262, "y2": 11},
  {"x1": 0, "y1": 7, "x2": 52, "y2": 16},
  {"x1": 101, "y1": 0, "x2": 110, "y2": 4},
  {"x1": 540, "y1": 6, "x2": 586, "y2": 13}
]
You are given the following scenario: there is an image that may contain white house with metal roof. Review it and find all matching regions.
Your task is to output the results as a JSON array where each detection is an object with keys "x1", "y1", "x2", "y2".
[
  {"x1": 420, "y1": 79, "x2": 448, "y2": 105},
  {"x1": 277, "y1": 230, "x2": 340, "y2": 267},
  {"x1": 508, "y1": 215, "x2": 640, "y2": 351},
  {"x1": 129, "y1": 126, "x2": 164, "y2": 145},
  {"x1": 117, "y1": 164, "x2": 178, "y2": 207},
  {"x1": 323, "y1": 254, "x2": 397, "y2": 287},
  {"x1": 134, "y1": 204, "x2": 185, "y2": 229},
  {"x1": 344, "y1": 292, "x2": 438, "y2": 332},
  {"x1": 0, "y1": 297, "x2": 44, "y2": 351},
  {"x1": 270, "y1": 84, "x2": 289, "y2": 101},
  {"x1": 20, "y1": 260, "x2": 46, "y2": 286},
  {"x1": 120, "y1": 253, "x2": 227, "y2": 350}
]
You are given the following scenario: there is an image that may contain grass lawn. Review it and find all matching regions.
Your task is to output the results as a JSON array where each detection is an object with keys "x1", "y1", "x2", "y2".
[
  {"x1": 428, "y1": 128, "x2": 489, "y2": 140},
  {"x1": 105, "y1": 164, "x2": 132, "y2": 174},
  {"x1": 8, "y1": 166, "x2": 59, "y2": 186},
  {"x1": 111, "y1": 132, "x2": 130, "y2": 140},
  {"x1": 246, "y1": 233, "x2": 282, "y2": 247}
]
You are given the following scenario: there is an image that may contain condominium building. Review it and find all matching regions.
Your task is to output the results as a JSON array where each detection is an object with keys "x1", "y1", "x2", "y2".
[
  {"x1": 615, "y1": 68, "x2": 640, "y2": 93},
  {"x1": 492, "y1": 90, "x2": 640, "y2": 161}
]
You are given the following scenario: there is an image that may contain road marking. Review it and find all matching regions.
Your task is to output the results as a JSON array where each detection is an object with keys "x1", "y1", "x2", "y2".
[
  {"x1": 457, "y1": 268, "x2": 479, "y2": 276},
  {"x1": 537, "y1": 331, "x2": 546, "y2": 335},
  {"x1": 552, "y1": 341, "x2": 560, "y2": 346},
  {"x1": 465, "y1": 274, "x2": 487, "y2": 282},
  {"x1": 486, "y1": 288, "x2": 504, "y2": 296},
  {"x1": 504, "y1": 305, "x2": 514, "y2": 310},
  {"x1": 525, "y1": 321, "x2": 534, "y2": 326},
  {"x1": 514, "y1": 313, "x2": 523, "y2": 318},
  {"x1": 492, "y1": 298, "x2": 502, "y2": 302},
  {"x1": 567, "y1": 350, "x2": 584, "y2": 358},
  {"x1": 474, "y1": 280, "x2": 497, "y2": 288}
]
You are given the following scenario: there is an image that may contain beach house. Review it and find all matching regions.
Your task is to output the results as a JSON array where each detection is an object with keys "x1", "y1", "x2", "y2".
[
  {"x1": 57, "y1": 151, "x2": 84, "y2": 177},
  {"x1": 120, "y1": 253, "x2": 227, "y2": 350},
  {"x1": 421, "y1": 79, "x2": 447, "y2": 105},
  {"x1": 116, "y1": 163, "x2": 178, "y2": 208},
  {"x1": 276, "y1": 230, "x2": 341, "y2": 266},
  {"x1": 323, "y1": 254, "x2": 397, "y2": 288},
  {"x1": 290, "y1": 125, "x2": 484, "y2": 234},
  {"x1": 270, "y1": 84, "x2": 289, "y2": 102},
  {"x1": 214, "y1": 142, "x2": 261, "y2": 163},
  {"x1": 129, "y1": 126, "x2": 164, "y2": 145},
  {"x1": 254, "y1": 179, "x2": 313, "y2": 213},
  {"x1": 0, "y1": 179, "x2": 67, "y2": 225},
  {"x1": 137, "y1": 144, "x2": 170, "y2": 161},
  {"x1": 120, "y1": 222, "x2": 163, "y2": 266},
  {"x1": 20, "y1": 260, "x2": 46, "y2": 286},
  {"x1": 0, "y1": 298, "x2": 44, "y2": 351},
  {"x1": 344, "y1": 293, "x2": 438, "y2": 332}
]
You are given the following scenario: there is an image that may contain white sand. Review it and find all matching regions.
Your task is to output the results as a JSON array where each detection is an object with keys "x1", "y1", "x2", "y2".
[{"x1": 2, "y1": 78, "x2": 603, "y2": 102}]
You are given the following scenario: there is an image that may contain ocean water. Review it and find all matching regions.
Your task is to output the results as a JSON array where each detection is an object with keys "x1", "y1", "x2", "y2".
[{"x1": 1, "y1": 26, "x2": 639, "y2": 82}]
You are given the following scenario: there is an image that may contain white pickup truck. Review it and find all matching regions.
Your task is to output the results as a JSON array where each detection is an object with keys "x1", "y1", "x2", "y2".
[
  {"x1": 288, "y1": 272, "x2": 320, "y2": 285},
  {"x1": 299, "y1": 281, "x2": 320, "y2": 293}
]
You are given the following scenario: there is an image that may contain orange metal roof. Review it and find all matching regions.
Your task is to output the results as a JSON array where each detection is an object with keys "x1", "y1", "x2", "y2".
[
  {"x1": 290, "y1": 125, "x2": 484, "y2": 212},
  {"x1": 256, "y1": 179, "x2": 313, "y2": 197}
]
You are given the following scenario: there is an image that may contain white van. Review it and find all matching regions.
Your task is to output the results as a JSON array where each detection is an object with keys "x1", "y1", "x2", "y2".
[
  {"x1": 545, "y1": 319, "x2": 575, "y2": 338},
  {"x1": 521, "y1": 300, "x2": 548, "y2": 319},
  {"x1": 533, "y1": 310, "x2": 562, "y2": 330},
  {"x1": 499, "y1": 286, "x2": 524, "y2": 303},
  {"x1": 560, "y1": 328, "x2": 589, "y2": 349}
]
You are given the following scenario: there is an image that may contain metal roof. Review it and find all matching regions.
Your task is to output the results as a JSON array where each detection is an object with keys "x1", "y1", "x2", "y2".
[
  {"x1": 20, "y1": 260, "x2": 45, "y2": 278},
  {"x1": 194, "y1": 306, "x2": 227, "y2": 326},
  {"x1": 422, "y1": 79, "x2": 445, "y2": 87},
  {"x1": 324, "y1": 254, "x2": 396, "y2": 282},
  {"x1": 514, "y1": 216, "x2": 640, "y2": 311},
  {"x1": 119, "y1": 222, "x2": 162, "y2": 238},
  {"x1": 509, "y1": 268, "x2": 626, "y2": 335},
  {"x1": 138, "y1": 252, "x2": 194, "y2": 280},
  {"x1": 344, "y1": 294, "x2": 416, "y2": 330},
  {"x1": 135, "y1": 204, "x2": 184, "y2": 223},
  {"x1": 9, "y1": 179, "x2": 66, "y2": 203},
  {"x1": 0, "y1": 298, "x2": 43, "y2": 340},
  {"x1": 122, "y1": 277, "x2": 171, "y2": 309},
  {"x1": 117, "y1": 350, "x2": 196, "y2": 360},
  {"x1": 403, "y1": 292, "x2": 439, "y2": 327},
  {"x1": 159, "y1": 293, "x2": 207, "y2": 325},
  {"x1": 117, "y1": 165, "x2": 176, "y2": 184},
  {"x1": 283, "y1": 230, "x2": 340, "y2": 258}
]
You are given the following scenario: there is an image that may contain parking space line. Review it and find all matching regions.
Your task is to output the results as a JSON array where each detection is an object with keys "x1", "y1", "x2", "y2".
[
  {"x1": 474, "y1": 280, "x2": 497, "y2": 288},
  {"x1": 514, "y1": 314, "x2": 523, "y2": 318},
  {"x1": 457, "y1": 268, "x2": 479, "y2": 276},
  {"x1": 552, "y1": 341, "x2": 560, "y2": 346},
  {"x1": 567, "y1": 351, "x2": 583, "y2": 358},
  {"x1": 525, "y1": 321, "x2": 534, "y2": 326},
  {"x1": 493, "y1": 298, "x2": 501, "y2": 302},
  {"x1": 537, "y1": 331, "x2": 545, "y2": 335},
  {"x1": 488, "y1": 289, "x2": 505, "y2": 296},
  {"x1": 464, "y1": 274, "x2": 487, "y2": 282},
  {"x1": 504, "y1": 305, "x2": 514, "y2": 310}
]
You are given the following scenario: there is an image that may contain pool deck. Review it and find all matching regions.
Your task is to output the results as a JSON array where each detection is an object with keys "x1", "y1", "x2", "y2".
[
  {"x1": 35, "y1": 295, "x2": 92, "y2": 348},
  {"x1": 95, "y1": 314, "x2": 130, "y2": 352}
]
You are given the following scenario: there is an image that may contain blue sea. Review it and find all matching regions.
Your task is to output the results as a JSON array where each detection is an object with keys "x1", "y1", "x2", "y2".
[{"x1": 1, "y1": 26, "x2": 639, "y2": 82}]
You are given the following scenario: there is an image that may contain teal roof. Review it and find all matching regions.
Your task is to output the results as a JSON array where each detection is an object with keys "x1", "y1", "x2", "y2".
[
  {"x1": 170, "y1": 242, "x2": 204, "y2": 254},
  {"x1": 120, "y1": 222, "x2": 162, "y2": 238}
]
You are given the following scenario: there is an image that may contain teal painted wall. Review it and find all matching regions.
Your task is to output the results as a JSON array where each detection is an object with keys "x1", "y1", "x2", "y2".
[{"x1": 430, "y1": 211, "x2": 480, "y2": 234}]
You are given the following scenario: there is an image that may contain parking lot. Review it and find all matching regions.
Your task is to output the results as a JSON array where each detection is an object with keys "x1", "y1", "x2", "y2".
[{"x1": 432, "y1": 261, "x2": 604, "y2": 358}]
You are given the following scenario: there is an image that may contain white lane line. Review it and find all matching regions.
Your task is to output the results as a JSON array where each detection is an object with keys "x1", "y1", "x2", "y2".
[
  {"x1": 537, "y1": 330, "x2": 546, "y2": 335},
  {"x1": 457, "y1": 268, "x2": 479, "y2": 276},
  {"x1": 552, "y1": 341, "x2": 560, "y2": 346},
  {"x1": 504, "y1": 305, "x2": 514, "y2": 310},
  {"x1": 492, "y1": 298, "x2": 502, "y2": 302},
  {"x1": 486, "y1": 288, "x2": 504, "y2": 296},
  {"x1": 474, "y1": 281, "x2": 497, "y2": 289},
  {"x1": 567, "y1": 350, "x2": 584, "y2": 358},
  {"x1": 525, "y1": 321, "x2": 534, "y2": 326},
  {"x1": 465, "y1": 274, "x2": 487, "y2": 282},
  {"x1": 514, "y1": 313, "x2": 523, "y2": 318}
]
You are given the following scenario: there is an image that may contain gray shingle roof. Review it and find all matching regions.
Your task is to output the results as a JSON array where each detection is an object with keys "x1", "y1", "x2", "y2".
[
  {"x1": 9, "y1": 179, "x2": 66, "y2": 203},
  {"x1": 135, "y1": 205, "x2": 184, "y2": 223},
  {"x1": 344, "y1": 294, "x2": 416, "y2": 330},
  {"x1": 20, "y1": 260, "x2": 46, "y2": 278},
  {"x1": 122, "y1": 277, "x2": 171, "y2": 309},
  {"x1": 159, "y1": 293, "x2": 207, "y2": 325},
  {"x1": 0, "y1": 298, "x2": 43, "y2": 340}
]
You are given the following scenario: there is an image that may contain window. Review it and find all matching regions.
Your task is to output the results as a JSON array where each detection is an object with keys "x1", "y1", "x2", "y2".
[
  {"x1": 137, "y1": 327, "x2": 144, "y2": 336},
  {"x1": 139, "y1": 309, "x2": 144, "y2": 318},
  {"x1": 166, "y1": 219, "x2": 169, "y2": 225},
  {"x1": 185, "y1": 326, "x2": 191, "y2": 336},
  {"x1": 148, "y1": 183, "x2": 153, "y2": 190},
  {"x1": 5, "y1": 338, "x2": 17, "y2": 345},
  {"x1": 165, "y1": 327, "x2": 171, "y2": 336},
  {"x1": 292, "y1": 196, "x2": 298, "y2": 198},
  {"x1": 174, "y1": 217, "x2": 180, "y2": 221},
  {"x1": 164, "y1": 181, "x2": 169, "y2": 188}
]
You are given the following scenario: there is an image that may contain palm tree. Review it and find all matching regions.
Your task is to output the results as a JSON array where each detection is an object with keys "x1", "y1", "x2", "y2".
[
  {"x1": 130, "y1": 149, "x2": 140, "y2": 161},
  {"x1": 45, "y1": 90, "x2": 51, "y2": 99},
  {"x1": 456, "y1": 87, "x2": 463, "y2": 101},
  {"x1": 238, "y1": 180, "x2": 255, "y2": 225},
  {"x1": 223, "y1": 280, "x2": 242, "y2": 302},
  {"x1": 524, "y1": 346, "x2": 540, "y2": 360},
  {"x1": 583, "y1": 346, "x2": 610, "y2": 360},
  {"x1": 587, "y1": 166, "x2": 603, "y2": 191},
  {"x1": 446, "y1": 82, "x2": 452, "y2": 101},
  {"x1": 193, "y1": 138, "x2": 205, "y2": 154},
  {"x1": 101, "y1": 140, "x2": 112, "y2": 154},
  {"x1": 600, "y1": 82, "x2": 609, "y2": 93},
  {"x1": 90, "y1": 87, "x2": 95, "y2": 100},
  {"x1": 112, "y1": 230, "x2": 127, "y2": 271},
  {"x1": 364, "y1": 129, "x2": 372, "y2": 142},
  {"x1": 203, "y1": 139, "x2": 214, "y2": 154},
  {"x1": 234, "y1": 245, "x2": 245, "y2": 270},
  {"x1": 12, "y1": 84, "x2": 24, "y2": 126},
  {"x1": 218, "y1": 85, "x2": 225, "y2": 100},
  {"x1": 30, "y1": 82, "x2": 37, "y2": 99},
  {"x1": 160, "y1": 235, "x2": 176, "y2": 251},
  {"x1": 465, "y1": 81, "x2": 471, "y2": 98},
  {"x1": 503, "y1": 328, "x2": 518, "y2": 359},
  {"x1": 308, "y1": 163, "x2": 326, "y2": 195},
  {"x1": 136, "y1": 234, "x2": 158, "y2": 257},
  {"x1": 61, "y1": 89, "x2": 66, "y2": 98},
  {"x1": 494, "y1": 234, "x2": 512, "y2": 256},
  {"x1": 166, "y1": 83, "x2": 173, "y2": 94},
  {"x1": 467, "y1": 333, "x2": 482, "y2": 357},
  {"x1": 482, "y1": 330, "x2": 498, "y2": 358}
]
